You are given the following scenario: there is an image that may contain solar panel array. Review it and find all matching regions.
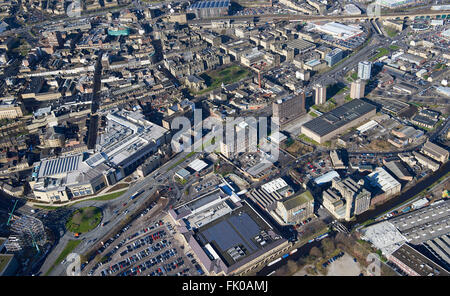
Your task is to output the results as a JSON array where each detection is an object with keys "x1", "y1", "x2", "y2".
[
  {"x1": 188, "y1": 0, "x2": 230, "y2": 10},
  {"x1": 38, "y1": 155, "x2": 82, "y2": 178}
]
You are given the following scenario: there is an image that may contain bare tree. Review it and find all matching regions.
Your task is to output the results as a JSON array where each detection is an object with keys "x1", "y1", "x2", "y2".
[
  {"x1": 309, "y1": 246, "x2": 323, "y2": 259},
  {"x1": 321, "y1": 237, "x2": 335, "y2": 256}
]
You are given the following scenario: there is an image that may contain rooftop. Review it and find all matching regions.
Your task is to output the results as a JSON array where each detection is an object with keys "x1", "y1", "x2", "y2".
[
  {"x1": 366, "y1": 167, "x2": 401, "y2": 192},
  {"x1": 280, "y1": 190, "x2": 314, "y2": 210},
  {"x1": 302, "y1": 99, "x2": 377, "y2": 137}
]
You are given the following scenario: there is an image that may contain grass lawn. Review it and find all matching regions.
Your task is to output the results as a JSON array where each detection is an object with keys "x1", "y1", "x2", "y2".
[
  {"x1": 385, "y1": 27, "x2": 398, "y2": 38},
  {"x1": 66, "y1": 207, "x2": 102, "y2": 233},
  {"x1": 389, "y1": 45, "x2": 400, "y2": 51},
  {"x1": 91, "y1": 190, "x2": 127, "y2": 201},
  {"x1": 369, "y1": 48, "x2": 389, "y2": 62},
  {"x1": 44, "y1": 240, "x2": 81, "y2": 276},
  {"x1": 194, "y1": 65, "x2": 251, "y2": 95},
  {"x1": 33, "y1": 204, "x2": 67, "y2": 210}
]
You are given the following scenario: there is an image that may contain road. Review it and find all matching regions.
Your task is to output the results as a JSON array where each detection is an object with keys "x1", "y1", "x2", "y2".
[{"x1": 37, "y1": 149, "x2": 200, "y2": 276}]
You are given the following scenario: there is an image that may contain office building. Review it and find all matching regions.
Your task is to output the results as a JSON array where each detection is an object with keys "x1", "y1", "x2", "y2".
[
  {"x1": 272, "y1": 190, "x2": 314, "y2": 225},
  {"x1": 322, "y1": 176, "x2": 371, "y2": 221},
  {"x1": 0, "y1": 98, "x2": 24, "y2": 119},
  {"x1": 220, "y1": 119, "x2": 257, "y2": 159},
  {"x1": 350, "y1": 79, "x2": 366, "y2": 99},
  {"x1": 272, "y1": 93, "x2": 306, "y2": 127},
  {"x1": 314, "y1": 84, "x2": 326, "y2": 105},
  {"x1": 358, "y1": 61, "x2": 372, "y2": 80},
  {"x1": 325, "y1": 48, "x2": 344, "y2": 67}
]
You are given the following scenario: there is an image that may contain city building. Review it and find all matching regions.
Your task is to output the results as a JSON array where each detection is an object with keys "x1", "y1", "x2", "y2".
[
  {"x1": 313, "y1": 22, "x2": 364, "y2": 41},
  {"x1": 384, "y1": 160, "x2": 413, "y2": 181},
  {"x1": 187, "y1": 0, "x2": 231, "y2": 19},
  {"x1": 169, "y1": 185, "x2": 289, "y2": 275},
  {"x1": 247, "y1": 178, "x2": 295, "y2": 211},
  {"x1": 350, "y1": 79, "x2": 366, "y2": 99},
  {"x1": 272, "y1": 93, "x2": 306, "y2": 127},
  {"x1": 314, "y1": 84, "x2": 326, "y2": 105},
  {"x1": 421, "y1": 141, "x2": 449, "y2": 163},
  {"x1": 322, "y1": 176, "x2": 371, "y2": 221},
  {"x1": 301, "y1": 99, "x2": 377, "y2": 144},
  {"x1": 136, "y1": 154, "x2": 161, "y2": 178},
  {"x1": 344, "y1": 4, "x2": 361, "y2": 15},
  {"x1": 220, "y1": 120, "x2": 258, "y2": 159},
  {"x1": 376, "y1": 0, "x2": 419, "y2": 9},
  {"x1": 325, "y1": 48, "x2": 344, "y2": 67},
  {"x1": 29, "y1": 109, "x2": 170, "y2": 202},
  {"x1": 0, "y1": 98, "x2": 24, "y2": 119},
  {"x1": 366, "y1": 167, "x2": 402, "y2": 198},
  {"x1": 272, "y1": 190, "x2": 314, "y2": 225},
  {"x1": 388, "y1": 244, "x2": 449, "y2": 276},
  {"x1": 330, "y1": 150, "x2": 346, "y2": 169},
  {"x1": 358, "y1": 61, "x2": 372, "y2": 80},
  {"x1": 413, "y1": 151, "x2": 440, "y2": 172}
]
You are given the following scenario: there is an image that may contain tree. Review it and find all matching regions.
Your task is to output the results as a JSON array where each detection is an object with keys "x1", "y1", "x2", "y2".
[
  {"x1": 309, "y1": 246, "x2": 322, "y2": 259},
  {"x1": 321, "y1": 237, "x2": 335, "y2": 256},
  {"x1": 286, "y1": 260, "x2": 299, "y2": 275}
]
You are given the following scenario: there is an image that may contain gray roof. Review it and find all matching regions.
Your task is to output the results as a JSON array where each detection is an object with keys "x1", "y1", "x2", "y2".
[{"x1": 302, "y1": 99, "x2": 376, "y2": 136}]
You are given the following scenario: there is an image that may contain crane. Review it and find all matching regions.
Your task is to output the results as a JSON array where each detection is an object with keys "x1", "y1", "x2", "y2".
[{"x1": 6, "y1": 199, "x2": 18, "y2": 226}]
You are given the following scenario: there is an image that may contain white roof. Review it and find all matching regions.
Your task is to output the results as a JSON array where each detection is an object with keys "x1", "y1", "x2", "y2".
[
  {"x1": 261, "y1": 178, "x2": 288, "y2": 194},
  {"x1": 367, "y1": 167, "x2": 401, "y2": 192},
  {"x1": 360, "y1": 221, "x2": 406, "y2": 255},
  {"x1": 315, "y1": 170, "x2": 340, "y2": 185},
  {"x1": 357, "y1": 120, "x2": 378, "y2": 133},
  {"x1": 188, "y1": 159, "x2": 208, "y2": 172}
]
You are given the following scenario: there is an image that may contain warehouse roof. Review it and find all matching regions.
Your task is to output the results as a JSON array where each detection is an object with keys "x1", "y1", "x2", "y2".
[
  {"x1": 302, "y1": 99, "x2": 377, "y2": 137},
  {"x1": 188, "y1": 159, "x2": 208, "y2": 172}
]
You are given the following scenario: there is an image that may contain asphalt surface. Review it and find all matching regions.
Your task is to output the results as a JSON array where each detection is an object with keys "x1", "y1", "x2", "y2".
[{"x1": 38, "y1": 149, "x2": 199, "y2": 276}]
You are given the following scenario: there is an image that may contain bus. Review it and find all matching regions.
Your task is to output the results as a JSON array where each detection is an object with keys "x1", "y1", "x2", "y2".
[{"x1": 130, "y1": 190, "x2": 144, "y2": 200}]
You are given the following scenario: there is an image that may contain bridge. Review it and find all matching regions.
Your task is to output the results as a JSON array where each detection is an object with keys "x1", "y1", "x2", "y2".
[{"x1": 188, "y1": 9, "x2": 450, "y2": 24}]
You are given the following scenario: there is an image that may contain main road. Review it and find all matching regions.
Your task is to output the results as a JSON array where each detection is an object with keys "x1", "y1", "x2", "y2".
[{"x1": 37, "y1": 148, "x2": 200, "y2": 276}]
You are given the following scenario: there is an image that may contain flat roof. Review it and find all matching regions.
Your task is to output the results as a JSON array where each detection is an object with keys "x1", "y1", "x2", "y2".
[
  {"x1": 0, "y1": 254, "x2": 14, "y2": 274},
  {"x1": 192, "y1": 201, "x2": 285, "y2": 273},
  {"x1": 389, "y1": 199, "x2": 450, "y2": 244},
  {"x1": 188, "y1": 159, "x2": 208, "y2": 172},
  {"x1": 176, "y1": 168, "x2": 191, "y2": 178},
  {"x1": 302, "y1": 99, "x2": 377, "y2": 137},
  {"x1": 391, "y1": 244, "x2": 449, "y2": 276},
  {"x1": 261, "y1": 178, "x2": 289, "y2": 194},
  {"x1": 36, "y1": 154, "x2": 83, "y2": 178},
  {"x1": 280, "y1": 191, "x2": 313, "y2": 210}
]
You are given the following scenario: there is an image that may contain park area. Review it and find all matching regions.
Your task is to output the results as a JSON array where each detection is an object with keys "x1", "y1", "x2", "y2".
[
  {"x1": 65, "y1": 207, "x2": 103, "y2": 233},
  {"x1": 195, "y1": 64, "x2": 251, "y2": 95}
]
